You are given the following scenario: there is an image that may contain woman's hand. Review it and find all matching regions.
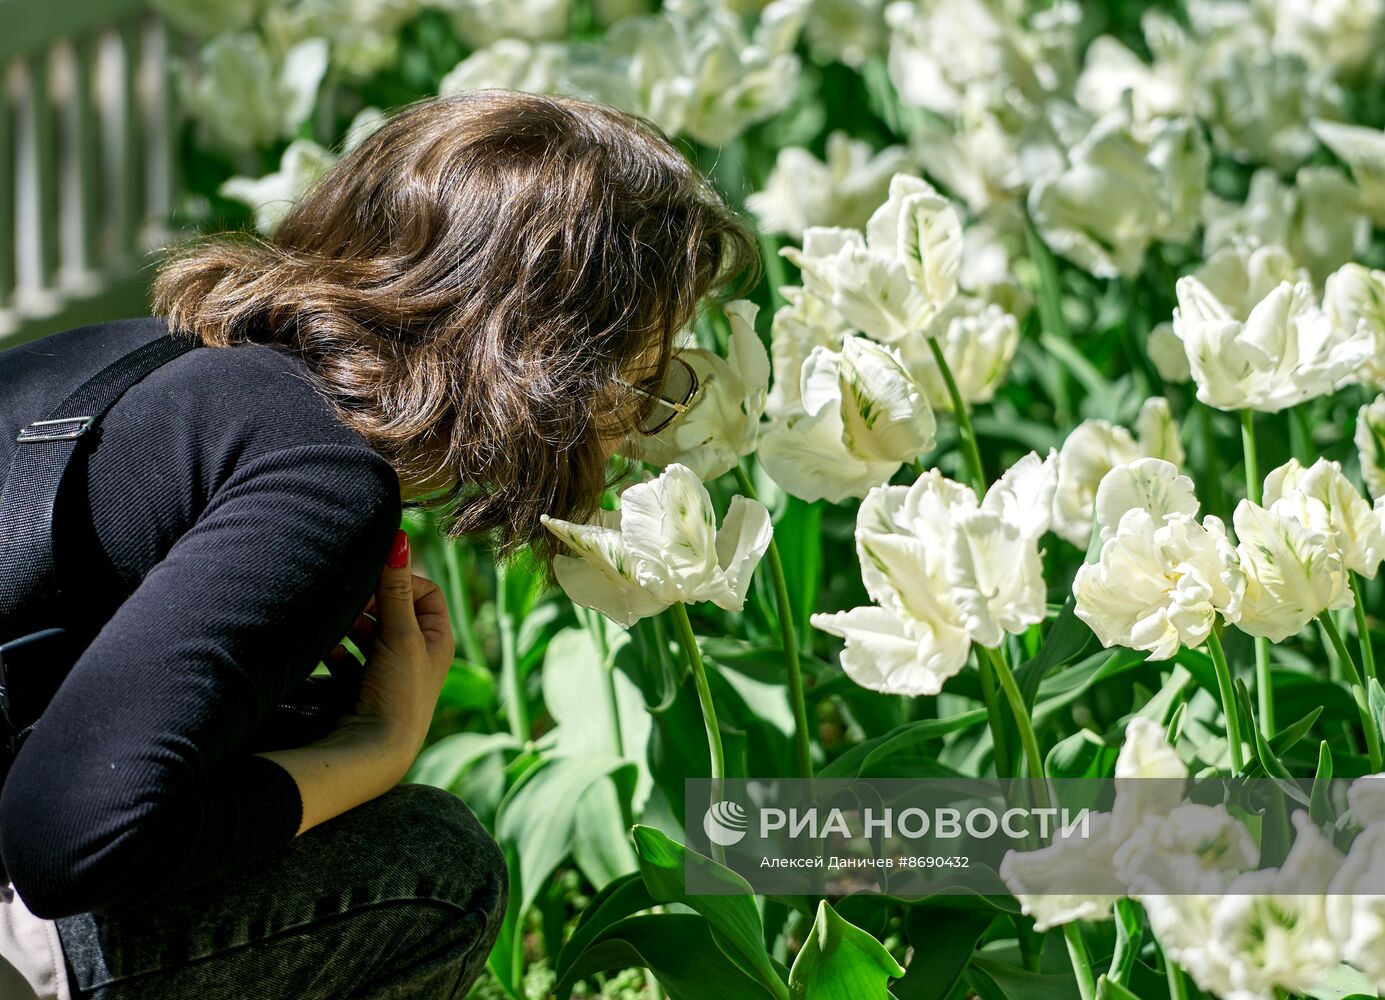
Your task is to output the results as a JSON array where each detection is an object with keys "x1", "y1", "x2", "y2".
[{"x1": 324, "y1": 529, "x2": 454, "y2": 763}]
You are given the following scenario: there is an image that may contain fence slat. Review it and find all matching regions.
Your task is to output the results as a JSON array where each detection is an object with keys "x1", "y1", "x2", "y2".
[
  {"x1": 25, "y1": 47, "x2": 60, "y2": 292},
  {"x1": 71, "y1": 33, "x2": 101, "y2": 278},
  {"x1": 0, "y1": 61, "x2": 15, "y2": 311},
  {"x1": 115, "y1": 17, "x2": 144, "y2": 260}
]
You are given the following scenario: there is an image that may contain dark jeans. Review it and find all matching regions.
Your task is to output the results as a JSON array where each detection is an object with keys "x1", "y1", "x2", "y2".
[{"x1": 50, "y1": 783, "x2": 509, "y2": 1000}]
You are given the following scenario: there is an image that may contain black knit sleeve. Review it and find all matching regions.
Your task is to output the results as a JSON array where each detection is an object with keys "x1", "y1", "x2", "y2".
[{"x1": 0, "y1": 443, "x2": 402, "y2": 919}]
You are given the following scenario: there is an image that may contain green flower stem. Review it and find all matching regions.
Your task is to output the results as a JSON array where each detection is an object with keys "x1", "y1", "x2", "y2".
[
  {"x1": 1319, "y1": 614, "x2": 1384, "y2": 772},
  {"x1": 979, "y1": 644, "x2": 1092, "y2": 997},
  {"x1": 1205, "y1": 627, "x2": 1246, "y2": 773},
  {"x1": 976, "y1": 648, "x2": 1013, "y2": 779},
  {"x1": 980, "y1": 645, "x2": 1048, "y2": 805},
  {"x1": 926, "y1": 336, "x2": 987, "y2": 497},
  {"x1": 760, "y1": 231, "x2": 789, "y2": 313},
  {"x1": 1165, "y1": 957, "x2": 1190, "y2": 1000},
  {"x1": 1350, "y1": 572, "x2": 1379, "y2": 684},
  {"x1": 1240, "y1": 409, "x2": 1275, "y2": 733},
  {"x1": 671, "y1": 602, "x2": 725, "y2": 789},
  {"x1": 1024, "y1": 218, "x2": 1072, "y2": 342},
  {"x1": 581, "y1": 606, "x2": 626, "y2": 759},
  {"x1": 495, "y1": 557, "x2": 528, "y2": 742},
  {"x1": 1240, "y1": 410, "x2": 1261, "y2": 505},
  {"x1": 1063, "y1": 924, "x2": 1098, "y2": 1000},
  {"x1": 734, "y1": 465, "x2": 813, "y2": 780},
  {"x1": 1199, "y1": 406, "x2": 1226, "y2": 517},
  {"x1": 1290, "y1": 406, "x2": 1315, "y2": 464},
  {"x1": 442, "y1": 540, "x2": 486, "y2": 670}
]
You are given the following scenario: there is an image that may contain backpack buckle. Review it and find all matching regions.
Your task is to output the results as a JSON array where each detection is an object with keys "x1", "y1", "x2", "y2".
[{"x1": 16, "y1": 416, "x2": 95, "y2": 443}]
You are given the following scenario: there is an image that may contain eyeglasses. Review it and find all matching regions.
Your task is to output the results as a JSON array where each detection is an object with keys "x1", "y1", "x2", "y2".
[{"x1": 617, "y1": 355, "x2": 700, "y2": 435}]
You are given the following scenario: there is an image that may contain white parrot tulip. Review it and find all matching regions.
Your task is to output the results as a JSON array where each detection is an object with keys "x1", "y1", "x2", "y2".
[
  {"x1": 1172, "y1": 272, "x2": 1372, "y2": 413},
  {"x1": 1075, "y1": 506, "x2": 1244, "y2": 660},
  {"x1": 897, "y1": 297, "x2": 1021, "y2": 410},
  {"x1": 747, "y1": 131, "x2": 913, "y2": 240},
  {"x1": 1002, "y1": 718, "x2": 1191, "y2": 931},
  {"x1": 1206, "y1": 814, "x2": 1344, "y2": 1000},
  {"x1": 1264, "y1": 457, "x2": 1385, "y2": 578},
  {"x1": 1326, "y1": 823, "x2": 1385, "y2": 990},
  {"x1": 1091, "y1": 457, "x2": 1200, "y2": 543},
  {"x1": 1357, "y1": 396, "x2": 1385, "y2": 500},
  {"x1": 540, "y1": 464, "x2": 772, "y2": 628},
  {"x1": 1053, "y1": 398, "x2": 1184, "y2": 547},
  {"x1": 781, "y1": 174, "x2": 963, "y2": 344},
  {"x1": 810, "y1": 452, "x2": 1056, "y2": 695},
  {"x1": 1324, "y1": 262, "x2": 1385, "y2": 388},
  {"x1": 759, "y1": 336, "x2": 936, "y2": 504},
  {"x1": 631, "y1": 300, "x2": 770, "y2": 481},
  {"x1": 1313, "y1": 119, "x2": 1385, "y2": 227},
  {"x1": 1233, "y1": 497, "x2": 1353, "y2": 642}
]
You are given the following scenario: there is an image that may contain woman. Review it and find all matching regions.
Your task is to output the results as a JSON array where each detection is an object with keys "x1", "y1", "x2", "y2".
[{"x1": 0, "y1": 89, "x2": 759, "y2": 999}]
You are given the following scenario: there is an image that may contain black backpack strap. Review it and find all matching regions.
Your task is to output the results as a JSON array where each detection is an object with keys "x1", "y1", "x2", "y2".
[{"x1": 0, "y1": 332, "x2": 202, "y2": 630}]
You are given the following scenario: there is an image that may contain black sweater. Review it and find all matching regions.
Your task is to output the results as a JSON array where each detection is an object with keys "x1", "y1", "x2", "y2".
[{"x1": 0, "y1": 316, "x2": 403, "y2": 919}]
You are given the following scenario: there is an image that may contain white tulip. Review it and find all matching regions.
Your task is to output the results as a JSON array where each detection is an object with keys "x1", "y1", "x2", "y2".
[
  {"x1": 1313, "y1": 120, "x2": 1385, "y2": 227},
  {"x1": 1326, "y1": 823, "x2": 1385, "y2": 989},
  {"x1": 1111, "y1": 717, "x2": 1190, "y2": 837},
  {"x1": 1202, "y1": 167, "x2": 1371, "y2": 288},
  {"x1": 1052, "y1": 398, "x2": 1184, "y2": 547},
  {"x1": 897, "y1": 297, "x2": 1020, "y2": 410},
  {"x1": 802, "y1": 0, "x2": 889, "y2": 68},
  {"x1": 1075, "y1": 508, "x2": 1244, "y2": 660},
  {"x1": 262, "y1": 0, "x2": 421, "y2": 79},
  {"x1": 1116, "y1": 803, "x2": 1259, "y2": 998},
  {"x1": 1091, "y1": 457, "x2": 1200, "y2": 543},
  {"x1": 834, "y1": 337, "x2": 938, "y2": 462},
  {"x1": 811, "y1": 473, "x2": 972, "y2": 695},
  {"x1": 1356, "y1": 396, "x2": 1385, "y2": 500},
  {"x1": 436, "y1": 0, "x2": 572, "y2": 45},
  {"x1": 782, "y1": 175, "x2": 963, "y2": 344},
  {"x1": 1233, "y1": 498, "x2": 1353, "y2": 642},
  {"x1": 907, "y1": 95, "x2": 1065, "y2": 215},
  {"x1": 1349, "y1": 773, "x2": 1385, "y2": 826},
  {"x1": 883, "y1": 0, "x2": 1080, "y2": 118},
  {"x1": 219, "y1": 139, "x2": 337, "y2": 237},
  {"x1": 631, "y1": 300, "x2": 769, "y2": 481},
  {"x1": 1028, "y1": 107, "x2": 1208, "y2": 279},
  {"x1": 1075, "y1": 34, "x2": 1191, "y2": 125},
  {"x1": 1264, "y1": 457, "x2": 1385, "y2": 578},
  {"x1": 1200, "y1": 50, "x2": 1341, "y2": 173},
  {"x1": 1027, "y1": 111, "x2": 1163, "y2": 280},
  {"x1": 811, "y1": 453, "x2": 1055, "y2": 695},
  {"x1": 1002, "y1": 718, "x2": 1188, "y2": 931},
  {"x1": 605, "y1": 1, "x2": 808, "y2": 146},
  {"x1": 1172, "y1": 273, "x2": 1372, "y2": 413},
  {"x1": 1147, "y1": 321, "x2": 1192, "y2": 383},
  {"x1": 1265, "y1": 0, "x2": 1385, "y2": 78},
  {"x1": 1209, "y1": 813, "x2": 1344, "y2": 1000},
  {"x1": 998, "y1": 814, "x2": 1125, "y2": 932},
  {"x1": 540, "y1": 464, "x2": 772, "y2": 627},
  {"x1": 747, "y1": 132, "x2": 912, "y2": 241},
  {"x1": 759, "y1": 336, "x2": 935, "y2": 504},
  {"x1": 177, "y1": 34, "x2": 329, "y2": 152},
  {"x1": 1325, "y1": 262, "x2": 1385, "y2": 388},
  {"x1": 764, "y1": 285, "x2": 850, "y2": 419},
  {"x1": 438, "y1": 39, "x2": 582, "y2": 97},
  {"x1": 1193, "y1": 244, "x2": 1311, "y2": 320}
]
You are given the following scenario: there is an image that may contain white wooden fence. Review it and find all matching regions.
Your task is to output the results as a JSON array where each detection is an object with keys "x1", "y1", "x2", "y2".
[{"x1": 1, "y1": 0, "x2": 188, "y2": 350}]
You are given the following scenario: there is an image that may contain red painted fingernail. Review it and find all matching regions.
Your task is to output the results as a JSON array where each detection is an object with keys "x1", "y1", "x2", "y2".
[{"x1": 388, "y1": 529, "x2": 409, "y2": 568}]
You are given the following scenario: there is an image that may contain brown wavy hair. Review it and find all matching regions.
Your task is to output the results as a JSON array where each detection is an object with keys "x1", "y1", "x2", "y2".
[{"x1": 150, "y1": 89, "x2": 761, "y2": 574}]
